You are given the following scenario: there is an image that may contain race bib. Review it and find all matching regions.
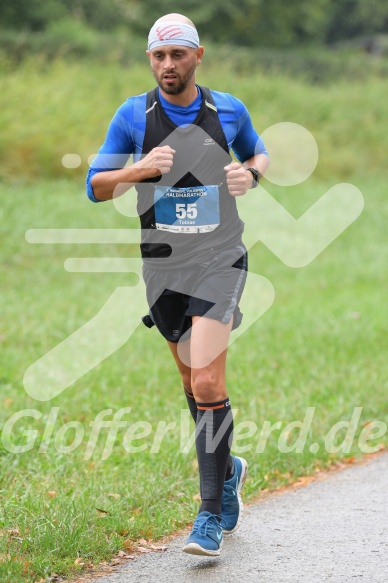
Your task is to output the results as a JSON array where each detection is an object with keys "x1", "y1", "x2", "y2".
[{"x1": 154, "y1": 185, "x2": 220, "y2": 233}]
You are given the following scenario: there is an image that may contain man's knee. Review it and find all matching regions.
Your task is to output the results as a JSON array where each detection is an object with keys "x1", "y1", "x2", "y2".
[{"x1": 191, "y1": 370, "x2": 225, "y2": 402}]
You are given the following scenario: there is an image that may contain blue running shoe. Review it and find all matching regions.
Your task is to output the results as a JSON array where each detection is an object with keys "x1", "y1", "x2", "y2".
[
  {"x1": 221, "y1": 456, "x2": 248, "y2": 534},
  {"x1": 182, "y1": 511, "x2": 224, "y2": 556}
]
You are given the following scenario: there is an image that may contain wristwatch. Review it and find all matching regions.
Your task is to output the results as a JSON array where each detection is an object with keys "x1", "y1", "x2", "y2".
[{"x1": 246, "y1": 167, "x2": 261, "y2": 188}]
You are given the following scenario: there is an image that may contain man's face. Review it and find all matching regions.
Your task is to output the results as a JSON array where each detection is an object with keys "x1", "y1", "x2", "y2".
[{"x1": 147, "y1": 46, "x2": 201, "y2": 95}]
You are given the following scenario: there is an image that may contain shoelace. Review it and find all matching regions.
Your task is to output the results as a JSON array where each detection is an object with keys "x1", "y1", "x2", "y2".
[{"x1": 192, "y1": 514, "x2": 225, "y2": 536}]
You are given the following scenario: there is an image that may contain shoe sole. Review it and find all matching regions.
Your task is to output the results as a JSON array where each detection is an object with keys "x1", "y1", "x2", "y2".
[
  {"x1": 182, "y1": 540, "x2": 223, "y2": 556},
  {"x1": 222, "y1": 456, "x2": 248, "y2": 535}
]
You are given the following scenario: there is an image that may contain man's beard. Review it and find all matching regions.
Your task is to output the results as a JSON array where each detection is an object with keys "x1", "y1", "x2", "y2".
[{"x1": 152, "y1": 62, "x2": 197, "y2": 95}]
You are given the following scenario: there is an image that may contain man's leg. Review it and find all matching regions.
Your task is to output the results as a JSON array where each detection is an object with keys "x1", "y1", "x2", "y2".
[
  {"x1": 167, "y1": 339, "x2": 198, "y2": 422},
  {"x1": 171, "y1": 316, "x2": 248, "y2": 555},
  {"x1": 188, "y1": 315, "x2": 234, "y2": 517},
  {"x1": 168, "y1": 337, "x2": 234, "y2": 477},
  {"x1": 180, "y1": 316, "x2": 238, "y2": 555}
]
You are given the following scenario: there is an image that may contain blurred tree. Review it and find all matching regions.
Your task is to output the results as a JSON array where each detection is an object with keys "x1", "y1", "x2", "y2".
[
  {"x1": 0, "y1": 0, "x2": 387, "y2": 46},
  {"x1": 326, "y1": 0, "x2": 388, "y2": 43},
  {"x1": 131, "y1": 0, "x2": 331, "y2": 47},
  {"x1": 64, "y1": 0, "x2": 139, "y2": 31},
  {"x1": 245, "y1": 0, "x2": 331, "y2": 46},
  {"x1": 0, "y1": 0, "x2": 67, "y2": 31},
  {"x1": 0, "y1": 0, "x2": 137, "y2": 31}
]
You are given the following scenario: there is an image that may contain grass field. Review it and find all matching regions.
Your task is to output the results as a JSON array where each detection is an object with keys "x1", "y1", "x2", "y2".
[{"x1": 0, "y1": 57, "x2": 387, "y2": 582}]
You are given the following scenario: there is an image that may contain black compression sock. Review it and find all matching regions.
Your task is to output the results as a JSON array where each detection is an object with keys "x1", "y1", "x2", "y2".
[
  {"x1": 225, "y1": 455, "x2": 235, "y2": 481},
  {"x1": 184, "y1": 388, "x2": 234, "y2": 479},
  {"x1": 195, "y1": 397, "x2": 234, "y2": 515}
]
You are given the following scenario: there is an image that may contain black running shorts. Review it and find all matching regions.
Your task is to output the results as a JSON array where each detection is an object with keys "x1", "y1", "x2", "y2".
[{"x1": 142, "y1": 244, "x2": 248, "y2": 343}]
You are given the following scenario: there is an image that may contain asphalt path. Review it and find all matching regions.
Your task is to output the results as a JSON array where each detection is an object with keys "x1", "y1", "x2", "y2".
[{"x1": 92, "y1": 452, "x2": 388, "y2": 583}]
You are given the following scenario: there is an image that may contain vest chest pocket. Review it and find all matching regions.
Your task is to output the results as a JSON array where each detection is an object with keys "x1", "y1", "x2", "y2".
[{"x1": 154, "y1": 185, "x2": 220, "y2": 233}]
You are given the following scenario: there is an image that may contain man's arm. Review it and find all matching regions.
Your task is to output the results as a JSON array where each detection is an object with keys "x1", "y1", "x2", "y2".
[
  {"x1": 87, "y1": 97, "x2": 175, "y2": 202},
  {"x1": 221, "y1": 95, "x2": 270, "y2": 197},
  {"x1": 224, "y1": 153, "x2": 270, "y2": 197},
  {"x1": 91, "y1": 146, "x2": 176, "y2": 201}
]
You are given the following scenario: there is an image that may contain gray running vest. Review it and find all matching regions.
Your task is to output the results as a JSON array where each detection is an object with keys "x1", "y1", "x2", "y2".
[{"x1": 136, "y1": 86, "x2": 244, "y2": 267}]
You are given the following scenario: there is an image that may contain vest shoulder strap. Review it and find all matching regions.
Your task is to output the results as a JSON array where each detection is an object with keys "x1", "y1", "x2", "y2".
[{"x1": 198, "y1": 86, "x2": 217, "y2": 110}]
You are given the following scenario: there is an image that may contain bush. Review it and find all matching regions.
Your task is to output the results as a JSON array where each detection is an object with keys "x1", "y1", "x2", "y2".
[
  {"x1": 34, "y1": 18, "x2": 101, "y2": 58},
  {"x1": 0, "y1": 23, "x2": 145, "y2": 64},
  {"x1": 0, "y1": 56, "x2": 387, "y2": 183}
]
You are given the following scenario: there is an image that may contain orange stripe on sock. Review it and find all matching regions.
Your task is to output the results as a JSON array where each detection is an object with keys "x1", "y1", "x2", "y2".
[
  {"x1": 184, "y1": 388, "x2": 195, "y2": 399},
  {"x1": 197, "y1": 403, "x2": 226, "y2": 410}
]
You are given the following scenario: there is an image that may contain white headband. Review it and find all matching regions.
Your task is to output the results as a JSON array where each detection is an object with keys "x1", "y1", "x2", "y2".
[{"x1": 148, "y1": 21, "x2": 200, "y2": 52}]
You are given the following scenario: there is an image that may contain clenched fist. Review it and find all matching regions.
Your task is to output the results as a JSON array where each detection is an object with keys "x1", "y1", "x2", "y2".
[
  {"x1": 224, "y1": 162, "x2": 252, "y2": 197},
  {"x1": 138, "y1": 145, "x2": 176, "y2": 177}
]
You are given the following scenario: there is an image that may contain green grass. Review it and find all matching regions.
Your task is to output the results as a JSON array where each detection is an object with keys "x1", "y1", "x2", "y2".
[
  {"x1": 0, "y1": 58, "x2": 387, "y2": 581},
  {"x1": 1, "y1": 174, "x2": 387, "y2": 581},
  {"x1": 0, "y1": 57, "x2": 388, "y2": 182}
]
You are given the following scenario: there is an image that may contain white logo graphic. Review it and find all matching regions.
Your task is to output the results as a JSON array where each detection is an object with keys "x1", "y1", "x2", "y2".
[{"x1": 23, "y1": 123, "x2": 363, "y2": 401}]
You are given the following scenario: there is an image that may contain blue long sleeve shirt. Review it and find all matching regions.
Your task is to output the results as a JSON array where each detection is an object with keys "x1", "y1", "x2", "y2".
[{"x1": 86, "y1": 86, "x2": 268, "y2": 202}]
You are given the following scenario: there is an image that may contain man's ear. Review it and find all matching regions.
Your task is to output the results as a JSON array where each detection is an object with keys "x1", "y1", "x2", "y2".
[{"x1": 196, "y1": 46, "x2": 205, "y2": 65}]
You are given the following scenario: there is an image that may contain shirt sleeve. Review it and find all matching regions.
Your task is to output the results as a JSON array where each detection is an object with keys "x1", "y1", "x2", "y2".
[
  {"x1": 228, "y1": 95, "x2": 269, "y2": 163},
  {"x1": 86, "y1": 100, "x2": 136, "y2": 202}
]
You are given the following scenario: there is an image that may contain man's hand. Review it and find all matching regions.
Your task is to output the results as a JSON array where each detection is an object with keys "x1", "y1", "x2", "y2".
[
  {"x1": 224, "y1": 162, "x2": 252, "y2": 197},
  {"x1": 137, "y1": 145, "x2": 176, "y2": 177}
]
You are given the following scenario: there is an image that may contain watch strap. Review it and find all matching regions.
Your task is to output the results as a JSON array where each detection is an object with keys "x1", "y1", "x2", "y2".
[{"x1": 246, "y1": 167, "x2": 261, "y2": 188}]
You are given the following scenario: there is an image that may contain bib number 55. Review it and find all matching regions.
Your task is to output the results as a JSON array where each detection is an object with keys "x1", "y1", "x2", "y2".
[{"x1": 176, "y1": 203, "x2": 198, "y2": 220}]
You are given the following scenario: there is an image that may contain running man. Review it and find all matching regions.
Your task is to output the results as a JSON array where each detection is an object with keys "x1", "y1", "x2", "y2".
[{"x1": 86, "y1": 13, "x2": 269, "y2": 556}]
